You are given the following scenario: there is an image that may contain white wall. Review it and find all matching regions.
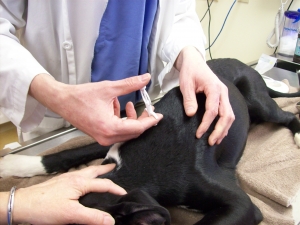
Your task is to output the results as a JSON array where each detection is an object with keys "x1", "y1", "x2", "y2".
[{"x1": 196, "y1": 0, "x2": 300, "y2": 64}]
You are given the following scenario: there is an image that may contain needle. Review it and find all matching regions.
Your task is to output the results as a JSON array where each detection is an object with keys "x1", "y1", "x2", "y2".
[{"x1": 140, "y1": 87, "x2": 158, "y2": 119}]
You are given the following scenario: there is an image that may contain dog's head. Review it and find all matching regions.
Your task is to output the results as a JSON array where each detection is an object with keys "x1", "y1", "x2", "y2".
[
  {"x1": 106, "y1": 189, "x2": 170, "y2": 225},
  {"x1": 80, "y1": 189, "x2": 170, "y2": 225},
  {"x1": 107, "y1": 201, "x2": 170, "y2": 225}
]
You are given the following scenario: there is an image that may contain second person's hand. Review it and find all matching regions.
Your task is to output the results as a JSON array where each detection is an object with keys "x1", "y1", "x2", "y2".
[{"x1": 12, "y1": 164, "x2": 126, "y2": 225}]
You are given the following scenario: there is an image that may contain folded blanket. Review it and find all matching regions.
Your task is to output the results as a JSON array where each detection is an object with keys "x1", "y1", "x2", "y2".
[
  {"x1": 1, "y1": 97, "x2": 300, "y2": 225},
  {"x1": 236, "y1": 96, "x2": 300, "y2": 225}
]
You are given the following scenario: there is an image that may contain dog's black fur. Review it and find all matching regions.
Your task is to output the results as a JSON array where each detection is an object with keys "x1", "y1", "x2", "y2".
[{"x1": 28, "y1": 59, "x2": 300, "y2": 224}]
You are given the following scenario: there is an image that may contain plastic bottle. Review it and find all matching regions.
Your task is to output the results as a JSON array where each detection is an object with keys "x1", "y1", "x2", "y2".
[
  {"x1": 278, "y1": 9, "x2": 300, "y2": 57},
  {"x1": 293, "y1": 31, "x2": 300, "y2": 64}
]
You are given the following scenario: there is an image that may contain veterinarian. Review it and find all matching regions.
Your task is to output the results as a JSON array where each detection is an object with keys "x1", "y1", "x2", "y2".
[
  {"x1": 0, "y1": 0, "x2": 234, "y2": 146},
  {"x1": 0, "y1": 164, "x2": 127, "y2": 225}
]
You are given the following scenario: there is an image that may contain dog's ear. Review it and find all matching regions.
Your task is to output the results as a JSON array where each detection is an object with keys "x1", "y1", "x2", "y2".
[
  {"x1": 106, "y1": 189, "x2": 171, "y2": 225},
  {"x1": 108, "y1": 202, "x2": 170, "y2": 225}
]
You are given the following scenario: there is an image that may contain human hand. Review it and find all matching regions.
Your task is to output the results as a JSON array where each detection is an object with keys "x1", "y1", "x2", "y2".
[
  {"x1": 12, "y1": 164, "x2": 126, "y2": 225},
  {"x1": 29, "y1": 73, "x2": 163, "y2": 146},
  {"x1": 175, "y1": 46, "x2": 235, "y2": 145}
]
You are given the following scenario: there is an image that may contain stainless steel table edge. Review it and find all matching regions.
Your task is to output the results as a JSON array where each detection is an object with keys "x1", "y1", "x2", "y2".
[{"x1": 1, "y1": 126, "x2": 87, "y2": 157}]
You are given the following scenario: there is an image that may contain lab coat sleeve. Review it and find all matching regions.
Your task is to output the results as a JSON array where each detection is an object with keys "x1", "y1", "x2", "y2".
[
  {"x1": 158, "y1": 0, "x2": 206, "y2": 92},
  {"x1": 0, "y1": 1, "x2": 50, "y2": 132}
]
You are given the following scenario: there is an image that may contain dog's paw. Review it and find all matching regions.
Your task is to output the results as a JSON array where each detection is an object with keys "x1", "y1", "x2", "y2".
[
  {"x1": 294, "y1": 133, "x2": 300, "y2": 148},
  {"x1": 0, "y1": 154, "x2": 45, "y2": 178}
]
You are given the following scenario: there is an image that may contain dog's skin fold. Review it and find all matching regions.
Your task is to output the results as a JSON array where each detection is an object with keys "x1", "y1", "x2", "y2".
[{"x1": 1, "y1": 59, "x2": 300, "y2": 225}]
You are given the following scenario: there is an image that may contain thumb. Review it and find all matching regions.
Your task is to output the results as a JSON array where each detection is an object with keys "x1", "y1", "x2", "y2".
[
  {"x1": 75, "y1": 206, "x2": 115, "y2": 225},
  {"x1": 110, "y1": 73, "x2": 151, "y2": 96}
]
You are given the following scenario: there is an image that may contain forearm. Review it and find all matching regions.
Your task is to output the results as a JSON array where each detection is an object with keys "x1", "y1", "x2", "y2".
[
  {"x1": 0, "y1": 189, "x2": 30, "y2": 225},
  {"x1": 29, "y1": 73, "x2": 68, "y2": 116},
  {"x1": 174, "y1": 46, "x2": 210, "y2": 74},
  {"x1": 0, "y1": 187, "x2": 32, "y2": 225},
  {"x1": 0, "y1": 192, "x2": 9, "y2": 224}
]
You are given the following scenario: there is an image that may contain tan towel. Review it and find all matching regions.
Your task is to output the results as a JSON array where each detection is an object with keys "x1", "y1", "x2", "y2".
[
  {"x1": 1, "y1": 93, "x2": 300, "y2": 224},
  {"x1": 236, "y1": 96, "x2": 300, "y2": 225}
]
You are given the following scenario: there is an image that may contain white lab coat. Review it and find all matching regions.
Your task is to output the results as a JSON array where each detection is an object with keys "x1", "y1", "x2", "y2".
[{"x1": 0, "y1": 0, "x2": 206, "y2": 136}]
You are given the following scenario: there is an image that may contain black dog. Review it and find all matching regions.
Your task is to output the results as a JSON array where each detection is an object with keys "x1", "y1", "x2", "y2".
[{"x1": 1, "y1": 59, "x2": 300, "y2": 225}]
